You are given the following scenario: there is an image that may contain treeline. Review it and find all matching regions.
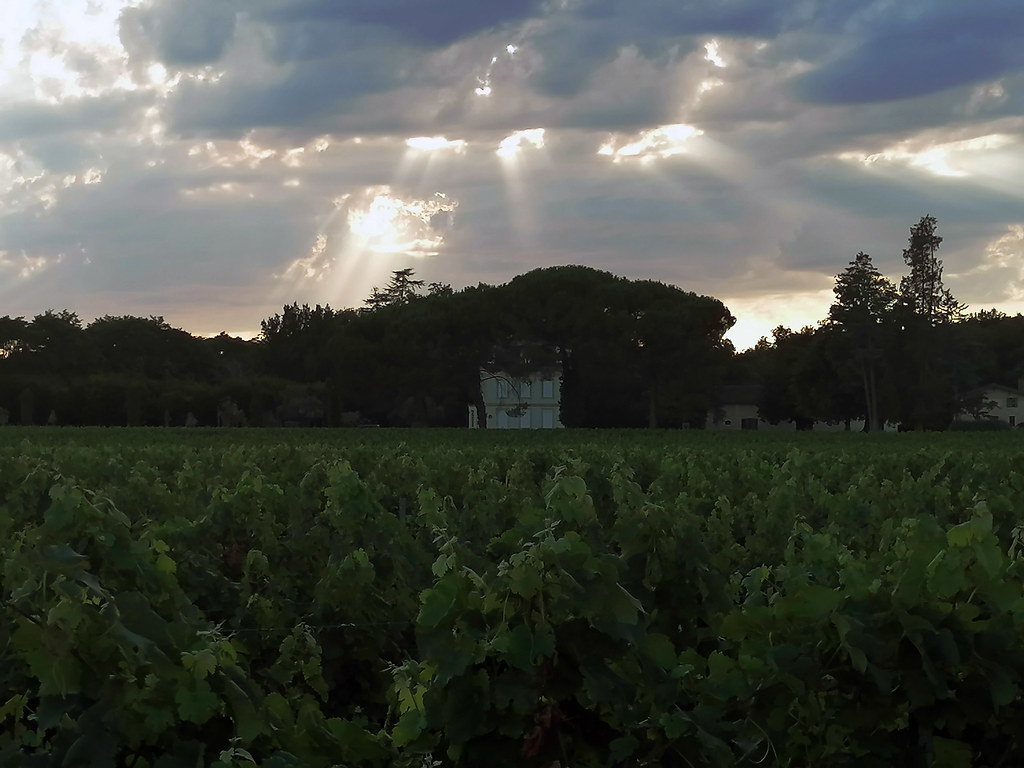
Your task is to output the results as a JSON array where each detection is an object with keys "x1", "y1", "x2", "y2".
[
  {"x1": 733, "y1": 215, "x2": 1024, "y2": 430},
  {"x1": 0, "y1": 266, "x2": 734, "y2": 428},
  {"x1": 3, "y1": 214, "x2": 1023, "y2": 430}
]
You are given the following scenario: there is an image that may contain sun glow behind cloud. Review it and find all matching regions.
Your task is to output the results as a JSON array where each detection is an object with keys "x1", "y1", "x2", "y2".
[
  {"x1": 837, "y1": 133, "x2": 1016, "y2": 178},
  {"x1": 0, "y1": 250, "x2": 51, "y2": 280},
  {"x1": 405, "y1": 136, "x2": 468, "y2": 153},
  {"x1": 598, "y1": 124, "x2": 704, "y2": 164},
  {"x1": 723, "y1": 289, "x2": 834, "y2": 351},
  {"x1": 281, "y1": 186, "x2": 458, "y2": 281},
  {"x1": 278, "y1": 186, "x2": 459, "y2": 310},
  {"x1": 1, "y1": 1, "x2": 135, "y2": 101},
  {"x1": 347, "y1": 189, "x2": 458, "y2": 256},
  {"x1": 704, "y1": 39, "x2": 727, "y2": 68},
  {"x1": 496, "y1": 128, "x2": 546, "y2": 159}
]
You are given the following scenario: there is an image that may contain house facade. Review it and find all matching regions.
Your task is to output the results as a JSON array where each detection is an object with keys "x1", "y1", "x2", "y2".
[
  {"x1": 958, "y1": 382, "x2": 1024, "y2": 427},
  {"x1": 469, "y1": 370, "x2": 563, "y2": 429},
  {"x1": 705, "y1": 385, "x2": 818, "y2": 431},
  {"x1": 706, "y1": 384, "x2": 883, "y2": 431}
]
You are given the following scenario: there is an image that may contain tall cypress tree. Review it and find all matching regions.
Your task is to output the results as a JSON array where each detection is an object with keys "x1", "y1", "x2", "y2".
[
  {"x1": 896, "y1": 215, "x2": 967, "y2": 428},
  {"x1": 898, "y1": 215, "x2": 963, "y2": 324}
]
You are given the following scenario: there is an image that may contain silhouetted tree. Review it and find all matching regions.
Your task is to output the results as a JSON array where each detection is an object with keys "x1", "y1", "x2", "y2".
[
  {"x1": 899, "y1": 215, "x2": 963, "y2": 324},
  {"x1": 364, "y1": 268, "x2": 426, "y2": 310},
  {"x1": 894, "y1": 216, "x2": 969, "y2": 428},
  {"x1": 826, "y1": 252, "x2": 898, "y2": 430}
]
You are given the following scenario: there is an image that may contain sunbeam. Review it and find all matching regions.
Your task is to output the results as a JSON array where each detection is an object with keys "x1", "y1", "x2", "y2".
[
  {"x1": 497, "y1": 129, "x2": 546, "y2": 245},
  {"x1": 277, "y1": 186, "x2": 458, "y2": 310}
]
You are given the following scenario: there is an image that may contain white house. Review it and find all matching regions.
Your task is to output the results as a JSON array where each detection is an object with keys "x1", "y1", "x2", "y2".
[
  {"x1": 469, "y1": 369, "x2": 563, "y2": 429},
  {"x1": 706, "y1": 385, "x2": 778, "y2": 430},
  {"x1": 958, "y1": 382, "x2": 1024, "y2": 427},
  {"x1": 706, "y1": 384, "x2": 883, "y2": 431}
]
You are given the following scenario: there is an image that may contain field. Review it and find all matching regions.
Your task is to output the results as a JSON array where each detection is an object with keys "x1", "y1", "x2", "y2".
[{"x1": 3, "y1": 428, "x2": 1024, "y2": 767}]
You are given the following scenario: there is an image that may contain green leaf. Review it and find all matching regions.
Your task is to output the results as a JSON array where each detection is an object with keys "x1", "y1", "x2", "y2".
[
  {"x1": 175, "y1": 680, "x2": 221, "y2": 724},
  {"x1": 988, "y1": 671, "x2": 1018, "y2": 708},
  {"x1": 607, "y1": 584, "x2": 642, "y2": 625},
  {"x1": 533, "y1": 625, "x2": 555, "y2": 660},
  {"x1": 222, "y1": 679, "x2": 263, "y2": 743},
  {"x1": 718, "y1": 613, "x2": 747, "y2": 642},
  {"x1": 74, "y1": 570, "x2": 113, "y2": 601},
  {"x1": 327, "y1": 718, "x2": 388, "y2": 761},
  {"x1": 25, "y1": 649, "x2": 81, "y2": 697},
  {"x1": 659, "y1": 710, "x2": 693, "y2": 740},
  {"x1": 264, "y1": 692, "x2": 294, "y2": 729},
  {"x1": 707, "y1": 651, "x2": 734, "y2": 679},
  {"x1": 495, "y1": 623, "x2": 535, "y2": 671},
  {"x1": 973, "y1": 540, "x2": 1004, "y2": 579},
  {"x1": 62, "y1": 728, "x2": 118, "y2": 768},
  {"x1": 114, "y1": 592, "x2": 175, "y2": 650},
  {"x1": 44, "y1": 485, "x2": 78, "y2": 531},
  {"x1": 932, "y1": 736, "x2": 973, "y2": 768},
  {"x1": 391, "y1": 710, "x2": 425, "y2": 748},
  {"x1": 153, "y1": 740, "x2": 206, "y2": 768},
  {"x1": 182, "y1": 649, "x2": 217, "y2": 680},
  {"x1": 508, "y1": 563, "x2": 542, "y2": 599},
  {"x1": 42, "y1": 544, "x2": 89, "y2": 567},
  {"x1": 640, "y1": 633, "x2": 677, "y2": 670},
  {"x1": 947, "y1": 521, "x2": 974, "y2": 548},
  {"x1": 47, "y1": 599, "x2": 85, "y2": 631},
  {"x1": 418, "y1": 575, "x2": 460, "y2": 629},
  {"x1": 0, "y1": 694, "x2": 28, "y2": 723},
  {"x1": 786, "y1": 585, "x2": 841, "y2": 621},
  {"x1": 610, "y1": 735, "x2": 639, "y2": 763}
]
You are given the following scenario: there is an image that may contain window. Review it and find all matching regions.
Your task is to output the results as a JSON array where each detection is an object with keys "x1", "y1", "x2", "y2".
[
  {"x1": 1012, "y1": 416, "x2": 1017, "y2": 427},
  {"x1": 521, "y1": 380, "x2": 532, "y2": 398},
  {"x1": 1009, "y1": 397, "x2": 1019, "y2": 408},
  {"x1": 541, "y1": 379, "x2": 554, "y2": 398},
  {"x1": 497, "y1": 379, "x2": 510, "y2": 399},
  {"x1": 542, "y1": 409, "x2": 554, "y2": 428}
]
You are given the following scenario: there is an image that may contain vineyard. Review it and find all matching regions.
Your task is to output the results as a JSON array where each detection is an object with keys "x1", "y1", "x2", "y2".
[{"x1": 3, "y1": 428, "x2": 1024, "y2": 767}]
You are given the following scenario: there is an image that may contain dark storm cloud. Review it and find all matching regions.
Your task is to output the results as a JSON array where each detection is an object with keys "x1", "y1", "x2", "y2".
[
  {"x1": 796, "y1": 162, "x2": 1024, "y2": 225},
  {"x1": 258, "y1": 0, "x2": 546, "y2": 48},
  {"x1": 524, "y1": 0, "x2": 792, "y2": 100},
  {"x1": 795, "y1": 2, "x2": 1024, "y2": 104},
  {"x1": 1, "y1": 165, "x2": 308, "y2": 289},
  {"x1": 0, "y1": 92, "x2": 149, "y2": 143},
  {"x1": 593, "y1": 0, "x2": 796, "y2": 36},
  {"x1": 119, "y1": 0, "x2": 239, "y2": 67},
  {"x1": 17, "y1": 138, "x2": 102, "y2": 175},
  {"x1": 165, "y1": 55, "x2": 415, "y2": 136}
]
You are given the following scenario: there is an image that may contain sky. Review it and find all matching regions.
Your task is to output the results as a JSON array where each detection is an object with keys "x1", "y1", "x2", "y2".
[{"x1": 1, "y1": 1, "x2": 1023, "y2": 349}]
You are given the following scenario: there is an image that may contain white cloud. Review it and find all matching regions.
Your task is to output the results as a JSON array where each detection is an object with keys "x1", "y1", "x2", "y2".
[
  {"x1": 598, "y1": 123, "x2": 703, "y2": 164},
  {"x1": 496, "y1": 128, "x2": 546, "y2": 158},
  {"x1": 952, "y1": 224, "x2": 1024, "y2": 302},
  {"x1": 837, "y1": 132, "x2": 1016, "y2": 178},
  {"x1": 405, "y1": 136, "x2": 468, "y2": 153},
  {"x1": 704, "y1": 39, "x2": 727, "y2": 68},
  {"x1": 0, "y1": 250, "x2": 51, "y2": 279},
  {"x1": 347, "y1": 187, "x2": 459, "y2": 257}
]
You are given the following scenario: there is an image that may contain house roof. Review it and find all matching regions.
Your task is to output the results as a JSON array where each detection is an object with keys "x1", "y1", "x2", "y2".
[{"x1": 965, "y1": 382, "x2": 1024, "y2": 398}]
